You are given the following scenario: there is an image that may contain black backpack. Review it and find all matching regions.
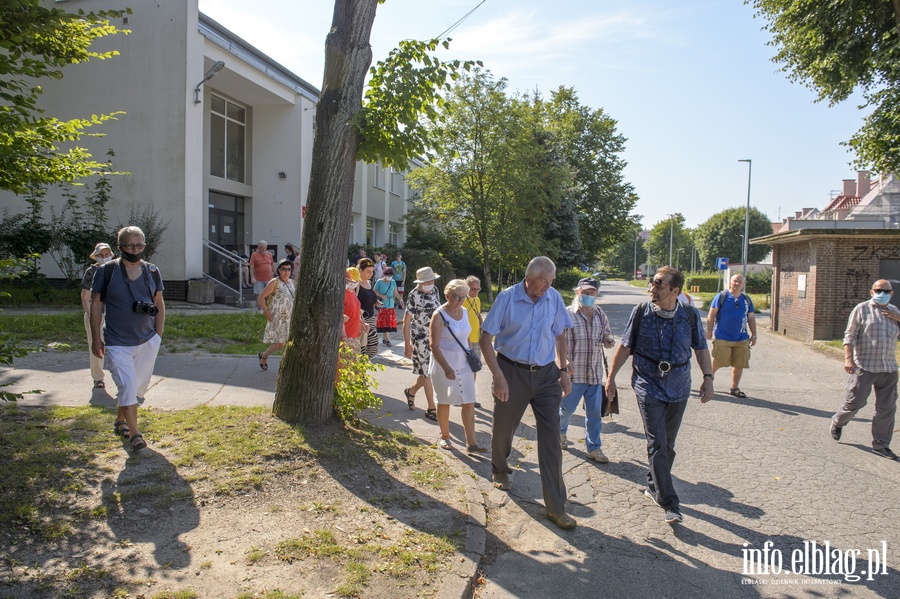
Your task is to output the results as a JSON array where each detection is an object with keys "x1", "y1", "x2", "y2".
[{"x1": 628, "y1": 301, "x2": 699, "y2": 354}]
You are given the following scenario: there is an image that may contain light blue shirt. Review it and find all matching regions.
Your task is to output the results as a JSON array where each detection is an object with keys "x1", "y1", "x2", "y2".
[{"x1": 482, "y1": 281, "x2": 573, "y2": 366}]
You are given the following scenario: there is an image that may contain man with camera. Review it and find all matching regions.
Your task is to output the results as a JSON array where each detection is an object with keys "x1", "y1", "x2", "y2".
[{"x1": 91, "y1": 226, "x2": 165, "y2": 452}]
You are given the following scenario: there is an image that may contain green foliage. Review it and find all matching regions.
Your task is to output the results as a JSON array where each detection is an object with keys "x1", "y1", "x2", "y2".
[
  {"x1": 745, "y1": 268, "x2": 773, "y2": 294},
  {"x1": 683, "y1": 273, "x2": 724, "y2": 293},
  {"x1": 554, "y1": 267, "x2": 588, "y2": 291},
  {"x1": 46, "y1": 151, "x2": 119, "y2": 284},
  {"x1": 693, "y1": 206, "x2": 772, "y2": 269},
  {"x1": 357, "y1": 38, "x2": 481, "y2": 169},
  {"x1": 646, "y1": 214, "x2": 693, "y2": 268},
  {"x1": 119, "y1": 202, "x2": 171, "y2": 262},
  {"x1": 406, "y1": 70, "x2": 570, "y2": 296},
  {"x1": 751, "y1": 0, "x2": 900, "y2": 174},
  {"x1": 541, "y1": 87, "x2": 639, "y2": 260},
  {"x1": 0, "y1": 1, "x2": 130, "y2": 193},
  {"x1": 599, "y1": 218, "x2": 644, "y2": 276},
  {"x1": 333, "y1": 344, "x2": 384, "y2": 422}
]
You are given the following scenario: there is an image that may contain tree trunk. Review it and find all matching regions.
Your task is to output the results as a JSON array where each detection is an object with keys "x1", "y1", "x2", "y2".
[{"x1": 273, "y1": 0, "x2": 379, "y2": 425}]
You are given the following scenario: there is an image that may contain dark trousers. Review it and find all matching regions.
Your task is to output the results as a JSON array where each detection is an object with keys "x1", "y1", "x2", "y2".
[
  {"x1": 491, "y1": 359, "x2": 567, "y2": 515},
  {"x1": 833, "y1": 369, "x2": 897, "y2": 449},
  {"x1": 636, "y1": 393, "x2": 688, "y2": 510}
]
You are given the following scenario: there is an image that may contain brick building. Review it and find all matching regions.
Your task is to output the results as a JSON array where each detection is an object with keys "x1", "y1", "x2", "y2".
[{"x1": 752, "y1": 229, "x2": 900, "y2": 342}]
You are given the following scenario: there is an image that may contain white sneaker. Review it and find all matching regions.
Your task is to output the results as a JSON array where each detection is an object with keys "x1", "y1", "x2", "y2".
[
  {"x1": 560, "y1": 433, "x2": 567, "y2": 447},
  {"x1": 586, "y1": 448, "x2": 609, "y2": 463}
]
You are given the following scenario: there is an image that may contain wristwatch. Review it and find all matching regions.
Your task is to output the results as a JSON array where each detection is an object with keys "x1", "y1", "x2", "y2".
[{"x1": 703, "y1": 373, "x2": 714, "y2": 380}]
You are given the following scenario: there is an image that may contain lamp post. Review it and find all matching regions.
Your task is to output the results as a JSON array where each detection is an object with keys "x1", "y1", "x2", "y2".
[
  {"x1": 633, "y1": 234, "x2": 639, "y2": 279},
  {"x1": 667, "y1": 214, "x2": 675, "y2": 265},
  {"x1": 738, "y1": 159, "x2": 752, "y2": 277}
]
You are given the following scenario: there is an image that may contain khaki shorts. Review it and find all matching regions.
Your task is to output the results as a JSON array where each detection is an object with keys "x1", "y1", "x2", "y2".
[{"x1": 712, "y1": 339, "x2": 751, "y2": 369}]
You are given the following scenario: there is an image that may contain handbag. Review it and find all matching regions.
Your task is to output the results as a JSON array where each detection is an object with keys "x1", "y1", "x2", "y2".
[
  {"x1": 438, "y1": 310, "x2": 482, "y2": 373},
  {"x1": 600, "y1": 346, "x2": 619, "y2": 416}
]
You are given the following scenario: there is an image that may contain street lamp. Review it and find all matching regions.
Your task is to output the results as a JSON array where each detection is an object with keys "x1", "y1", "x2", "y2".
[
  {"x1": 633, "y1": 234, "x2": 639, "y2": 279},
  {"x1": 738, "y1": 159, "x2": 752, "y2": 277},
  {"x1": 193, "y1": 60, "x2": 225, "y2": 104},
  {"x1": 667, "y1": 214, "x2": 675, "y2": 265}
]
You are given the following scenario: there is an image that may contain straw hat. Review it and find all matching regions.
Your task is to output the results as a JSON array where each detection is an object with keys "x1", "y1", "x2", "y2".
[
  {"x1": 89, "y1": 243, "x2": 112, "y2": 259},
  {"x1": 413, "y1": 267, "x2": 440, "y2": 283}
]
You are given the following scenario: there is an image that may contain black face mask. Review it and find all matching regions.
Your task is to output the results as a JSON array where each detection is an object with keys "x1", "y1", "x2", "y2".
[{"x1": 120, "y1": 249, "x2": 145, "y2": 263}]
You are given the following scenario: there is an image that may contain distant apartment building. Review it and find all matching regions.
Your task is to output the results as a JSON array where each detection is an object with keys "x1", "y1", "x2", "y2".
[{"x1": 0, "y1": 0, "x2": 416, "y2": 299}]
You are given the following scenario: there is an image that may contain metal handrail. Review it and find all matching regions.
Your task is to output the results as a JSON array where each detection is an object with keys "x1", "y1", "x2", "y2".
[{"x1": 203, "y1": 238, "x2": 244, "y2": 305}]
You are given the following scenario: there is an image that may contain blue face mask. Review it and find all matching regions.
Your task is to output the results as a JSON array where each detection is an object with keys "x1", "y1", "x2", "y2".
[
  {"x1": 579, "y1": 295, "x2": 596, "y2": 307},
  {"x1": 873, "y1": 292, "x2": 892, "y2": 305}
]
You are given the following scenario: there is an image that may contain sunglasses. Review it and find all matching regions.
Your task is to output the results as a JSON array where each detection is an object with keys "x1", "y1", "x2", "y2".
[
  {"x1": 873, "y1": 288, "x2": 893, "y2": 293},
  {"x1": 651, "y1": 278, "x2": 669, "y2": 288}
]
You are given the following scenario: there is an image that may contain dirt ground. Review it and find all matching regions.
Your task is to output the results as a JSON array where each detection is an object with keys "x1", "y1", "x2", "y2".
[{"x1": 0, "y1": 419, "x2": 474, "y2": 599}]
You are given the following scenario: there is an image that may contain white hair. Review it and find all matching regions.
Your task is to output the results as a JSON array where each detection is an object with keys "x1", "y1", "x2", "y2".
[{"x1": 525, "y1": 256, "x2": 556, "y2": 278}]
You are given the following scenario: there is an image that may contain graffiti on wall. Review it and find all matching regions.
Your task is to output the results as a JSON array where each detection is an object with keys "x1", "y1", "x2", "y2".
[
  {"x1": 844, "y1": 267, "x2": 871, "y2": 299},
  {"x1": 851, "y1": 245, "x2": 900, "y2": 261}
]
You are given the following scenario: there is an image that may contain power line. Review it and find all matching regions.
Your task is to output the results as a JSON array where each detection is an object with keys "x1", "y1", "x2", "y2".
[{"x1": 435, "y1": 0, "x2": 488, "y2": 40}]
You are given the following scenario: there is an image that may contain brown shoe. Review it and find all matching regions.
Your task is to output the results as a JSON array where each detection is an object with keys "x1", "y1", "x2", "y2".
[
  {"x1": 546, "y1": 511, "x2": 576, "y2": 530},
  {"x1": 492, "y1": 472, "x2": 510, "y2": 490}
]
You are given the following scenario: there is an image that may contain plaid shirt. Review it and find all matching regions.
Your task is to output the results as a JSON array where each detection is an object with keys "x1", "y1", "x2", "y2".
[
  {"x1": 844, "y1": 299, "x2": 900, "y2": 373},
  {"x1": 565, "y1": 304, "x2": 614, "y2": 385}
]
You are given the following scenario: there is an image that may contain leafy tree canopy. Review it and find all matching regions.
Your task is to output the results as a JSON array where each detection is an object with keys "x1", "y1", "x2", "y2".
[
  {"x1": 0, "y1": 1, "x2": 129, "y2": 193},
  {"x1": 646, "y1": 214, "x2": 693, "y2": 269},
  {"x1": 693, "y1": 206, "x2": 773, "y2": 268},
  {"x1": 751, "y1": 0, "x2": 900, "y2": 174}
]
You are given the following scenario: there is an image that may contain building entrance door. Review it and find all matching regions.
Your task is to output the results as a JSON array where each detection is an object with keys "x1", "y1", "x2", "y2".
[{"x1": 206, "y1": 192, "x2": 245, "y2": 289}]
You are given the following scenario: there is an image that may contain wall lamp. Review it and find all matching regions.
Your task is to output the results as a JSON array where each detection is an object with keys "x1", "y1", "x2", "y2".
[
  {"x1": 278, "y1": 171, "x2": 286, "y2": 179},
  {"x1": 193, "y1": 60, "x2": 225, "y2": 104}
]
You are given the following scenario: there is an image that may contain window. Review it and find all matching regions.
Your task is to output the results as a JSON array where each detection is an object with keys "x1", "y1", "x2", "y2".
[
  {"x1": 373, "y1": 164, "x2": 384, "y2": 189},
  {"x1": 210, "y1": 94, "x2": 246, "y2": 183},
  {"x1": 366, "y1": 219, "x2": 376, "y2": 246},
  {"x1": 389, "y1": 167, "x2": 401, "y2": 195},
  {"x1": 389, "y1": 223, "x2": 401, "y2": 246}
]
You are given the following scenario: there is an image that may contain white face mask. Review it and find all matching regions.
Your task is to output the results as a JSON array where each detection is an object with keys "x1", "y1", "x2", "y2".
[
  {"x1": 421, "y1": 283, "x2": 434, "y2": 293},
  {"x1": 96, "y1": 256, "x2": 113, "y2": 265},
  {"x1": 346, "y1": 281, "x2": 359, "y2": 291}
]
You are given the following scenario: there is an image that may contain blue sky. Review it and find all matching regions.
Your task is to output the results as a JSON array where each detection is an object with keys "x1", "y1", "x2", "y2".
[{"x1": 199, "y1": 0, "x2": 867, "y2": 230}]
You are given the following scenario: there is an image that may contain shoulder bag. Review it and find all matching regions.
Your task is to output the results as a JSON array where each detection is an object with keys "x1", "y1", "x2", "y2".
[{"x1": 438, "y1": 310, "x2": 482, "y2": 373}]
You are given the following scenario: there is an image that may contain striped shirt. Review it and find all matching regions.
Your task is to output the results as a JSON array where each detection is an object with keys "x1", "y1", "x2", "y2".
[
  {"x1": 844, "y1": 299, "x2": 900, "y2": 373},
  {"x1": 565, "y1": 304, "x2": 614, "y2": 385}
]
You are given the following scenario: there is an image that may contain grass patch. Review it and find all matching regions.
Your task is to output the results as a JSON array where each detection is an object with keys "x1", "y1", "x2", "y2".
[
  {"x1": 822, "y1": 339, "x2": 900, "y2": 362},
  {"x1": 152, "y1": 590, "x2": 198, "y2": 599},
  {"x1": 336, "y1": 562, "x2": 370, "y2": 597},
  {"x1": 0, "y1": 311, "x2": 277, "y2": 355},
  {"x1": 235, "y1": 591, "x2": 304, "y2": 599}
]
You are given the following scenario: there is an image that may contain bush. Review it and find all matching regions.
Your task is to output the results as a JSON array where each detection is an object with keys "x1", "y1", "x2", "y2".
[
  {"x1": 744, "y1": 269, "x2": 773, "y2": 294},
  {"x1": 333, "y1": 344, "x2": 384, "y2": 421},
  {"x1": 394, "y1": 248, "x2": 456, "y2": 287},
  {"x1": 554, "y1": 267, "x2": 587, "y2": 291},
  {"x1": 683, "y1": 273, "x2": 722, "y2": 293}
]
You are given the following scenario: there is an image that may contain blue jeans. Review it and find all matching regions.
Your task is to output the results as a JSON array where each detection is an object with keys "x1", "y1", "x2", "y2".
[
  {"x1": 559, "y1": 382, "x2": 603, "y2": 452},
  {"x1": 635, "y1": 393, "x2": 688, "y2": 509}
]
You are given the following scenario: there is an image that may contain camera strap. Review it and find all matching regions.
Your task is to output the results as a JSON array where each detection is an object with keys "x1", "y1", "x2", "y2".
[{"x1": 118, "y1": 259, "x2": 155, "y2": 307}]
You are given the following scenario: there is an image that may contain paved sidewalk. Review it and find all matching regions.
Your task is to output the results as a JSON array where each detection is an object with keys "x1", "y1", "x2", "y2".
[{"x1": 5, "y1": 284, "x2": 900, "y2": 598}]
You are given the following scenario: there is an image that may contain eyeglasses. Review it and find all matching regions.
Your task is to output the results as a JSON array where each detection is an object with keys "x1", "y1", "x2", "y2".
[
  {"x1": 119, "y1": 243, "x2": 146, "y2": 251},
  {"x1": 278, "y1": 267, "x2": 292, "y2": 272},
  {"x1": 651, "y1": 278, "x2": 669, "y2": 288},
  {"x1": 450, "y1": 294, "x2": 467, "y2": 301}
]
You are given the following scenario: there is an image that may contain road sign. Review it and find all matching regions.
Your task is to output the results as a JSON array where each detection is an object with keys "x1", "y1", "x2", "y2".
[{"x1": 715, "y1": 257, "x2": 729, "y2": 270}]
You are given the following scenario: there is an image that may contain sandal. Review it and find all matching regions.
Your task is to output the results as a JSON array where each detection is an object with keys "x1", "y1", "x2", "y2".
[
  {"x1": 258, "y1": 352, "x2": 268, "y2": 371},
  {"x1": 113, "y1": 420, "x2": 130, "y2": 437},
  {"x1": 438, "y1": 438, "x2": 452, "y2": 450},
  {"x1": 129, "y1": 433, "x2": 147, "y2": 452},
  {"x1": 404, "y1": 387, "x2": 415, "y2": 410},
  {"x1": 425, "y1": 408, "x2": 437, "y2": 421},
  {"x1": 730, "y1": 387, "x2": 747, "y2": 398},
  {"x1": 94, "y1": 380, "x2": 105, "y2": 389}
]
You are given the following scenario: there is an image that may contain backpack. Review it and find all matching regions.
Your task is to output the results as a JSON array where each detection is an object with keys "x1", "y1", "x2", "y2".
[
  {"x1": 712, "y1": 290, "x2": 746, "y2": 321},
  {"x1": 628, "y1": 301, "x2": 698, "y2": 355}
]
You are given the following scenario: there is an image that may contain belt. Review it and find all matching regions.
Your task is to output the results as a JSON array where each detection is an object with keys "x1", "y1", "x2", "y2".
[
  {"x1": 498, "y1": 353, "x2": 553, "y2": 372},
  {"x1": 634, "y1": 350, "x2": 689, "y2": 374}
]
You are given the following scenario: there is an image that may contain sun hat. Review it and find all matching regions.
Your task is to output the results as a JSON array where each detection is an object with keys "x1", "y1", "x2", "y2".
[
  {"x1": 413, "y1": 267, "x2": 441, "y2": 283},
  {"x1": 574, "y1": 277, "x2": 599, "y2": 291},
  {"x1": 89, "y1": 243, "x2": 112, "y2": 259},
  {"x1": 346, "y1": 267, "x2": 361, "y2": 282}
]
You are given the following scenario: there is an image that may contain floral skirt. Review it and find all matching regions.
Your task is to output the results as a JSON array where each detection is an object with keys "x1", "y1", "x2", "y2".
[{"x1": 376, "y1": 308, "x2": 397, "y2": 332}]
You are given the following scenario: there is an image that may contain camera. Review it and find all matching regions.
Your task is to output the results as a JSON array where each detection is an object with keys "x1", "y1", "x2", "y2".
[{"x1": 133, "y1": 301, "x2": 159, "y2": 316}]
